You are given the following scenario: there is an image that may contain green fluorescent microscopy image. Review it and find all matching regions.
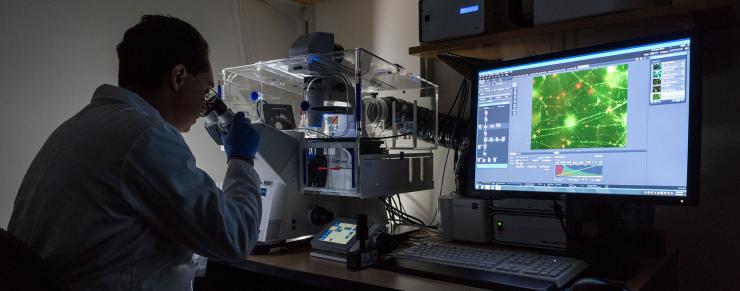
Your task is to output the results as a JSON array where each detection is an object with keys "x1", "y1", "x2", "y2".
[{"x1": 531, "y1": 64, "x2": 628, "y2": 150}]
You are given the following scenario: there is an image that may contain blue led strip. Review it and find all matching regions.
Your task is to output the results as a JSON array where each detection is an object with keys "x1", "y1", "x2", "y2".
[
  {"x1": 350, "y1": 148, "x2": 356, "y2": 188},
  {"x1": 459, "y1": 5, "x2": 479, "y2": 15},
  {"x1": 479, "y1": 38, "x2": 691, "y2": 76}
]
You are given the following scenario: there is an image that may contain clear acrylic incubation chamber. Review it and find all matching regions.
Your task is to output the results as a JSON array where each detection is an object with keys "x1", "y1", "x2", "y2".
[{"x1": 222, "y1": 49, "x2": 439, "y2": 198}]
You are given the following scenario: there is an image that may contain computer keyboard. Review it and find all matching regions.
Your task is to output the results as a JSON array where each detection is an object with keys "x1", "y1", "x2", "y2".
[{"x1": 394, "y1": 242, "x2": 588, "y2": 288}]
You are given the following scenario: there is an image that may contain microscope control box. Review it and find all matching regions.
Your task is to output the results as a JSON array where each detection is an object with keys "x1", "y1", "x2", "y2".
[{"x1": 439, "y1": 195, "x2": 492, "y2": 243}]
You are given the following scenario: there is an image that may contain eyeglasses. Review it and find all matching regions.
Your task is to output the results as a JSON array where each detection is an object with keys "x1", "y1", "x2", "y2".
[{"x1": 205, "y1": 88, "x2": 218, "y2": 101}]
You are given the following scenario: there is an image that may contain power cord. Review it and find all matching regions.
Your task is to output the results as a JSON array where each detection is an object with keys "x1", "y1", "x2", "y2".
[
  {"x1": 380, "y1": 196, "x2": 427, "y2": 227},
  {"x1": 430, "y1": 79, "x2": 469, "y2": 227},
  {"x1": 552, "y1": 199, "x2": 568, "y2": 236}
]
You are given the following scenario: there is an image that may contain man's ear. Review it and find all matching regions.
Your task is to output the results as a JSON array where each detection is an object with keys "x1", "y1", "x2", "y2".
[{"x1": 170, "y1": 64, "x2": 187, "y2": 91}]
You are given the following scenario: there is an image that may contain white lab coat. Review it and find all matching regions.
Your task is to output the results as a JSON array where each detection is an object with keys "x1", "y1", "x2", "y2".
[{"x1": 8, "y1": 85, "x2": 262, "y2": 291}]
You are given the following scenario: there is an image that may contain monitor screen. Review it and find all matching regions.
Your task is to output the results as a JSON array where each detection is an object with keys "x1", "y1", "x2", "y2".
[{"x1": 472, "y1": 34, "x2": 698, "y2": 202}]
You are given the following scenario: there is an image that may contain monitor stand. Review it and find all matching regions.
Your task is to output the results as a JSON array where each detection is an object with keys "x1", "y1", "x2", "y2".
[{"x1": 566, "y1": 201, "x2": 666, "y2": 280}]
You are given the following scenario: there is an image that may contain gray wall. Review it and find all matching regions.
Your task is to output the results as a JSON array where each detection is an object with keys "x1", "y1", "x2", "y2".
[{"x1": 0, "y1": 0, "x2": 304, "y2": 228}]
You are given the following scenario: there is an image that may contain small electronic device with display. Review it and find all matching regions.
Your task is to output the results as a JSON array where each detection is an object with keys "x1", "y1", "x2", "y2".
[
  {"x1": 419, "y1": 0, "x2": 523, "y2": 43},
  {"x1": 310, "y1": 218, "x2": 385, "y2": 262}
]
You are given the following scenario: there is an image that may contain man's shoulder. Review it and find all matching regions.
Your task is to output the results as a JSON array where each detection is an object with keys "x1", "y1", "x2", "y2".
[
  {"x1": 59, "y1": 99, "x2": 183, "y2": 152},
  {"x1": 79, "y1": 85, "x2": 173, "y2": 137}
]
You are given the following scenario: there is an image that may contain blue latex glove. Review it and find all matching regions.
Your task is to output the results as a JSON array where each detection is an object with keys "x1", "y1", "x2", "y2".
[{"x1": 221, "y1": 112, "x2": 260, "y2": 161}]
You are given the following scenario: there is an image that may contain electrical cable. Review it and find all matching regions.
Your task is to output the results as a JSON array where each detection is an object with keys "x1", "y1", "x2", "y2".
[
  {"x1": 397, "y1": 194, "x2": 407, "y2": 218},
  {"x1": 391, "y1": 195, "x2": 400, "y2": 219},
  {"x1": 380, "y1": 197, "x2": 427, "y2": 227},
  {"x1": 393, "y1": 194, "x2": 430, "y2": 229},
  {"x1": 396, "y1": 195, "x2": 403, "y2": 213},
  {"x1": 452, "y1": 80, "x2": 469, "y2": 169},
  {"x1": 398, "y1": 207, "x2": 427, "y2": 227},
  {"x1": 365, "y1": 132, "x2": 412, "y2": 140},
  {"x1": 552, "y1": 199, "x2": 568, "y2": 236},
  {"x1": 383, "y1": 197, "x2": 401, "y2": 226},
  {"x1": 450, "y1": 81, "x2": 472, "y2": 197},
  {"x1": 384, "y1": 196, "x2": 395, "y2": 226},
  {"x1": 393, "y1": 195, "x2": 401, "y2": 220},
  {"x1": 428, "y1": 79, "x2": 468, "y2": 227},
  {"x1": 443, "y1": 82, "x2": 465, "y2": 146}
]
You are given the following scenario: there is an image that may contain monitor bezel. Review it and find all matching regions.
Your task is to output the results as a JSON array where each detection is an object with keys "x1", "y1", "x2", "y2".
[{"x1": 467, "y1": 30, "x2": 702, "y2": 206}]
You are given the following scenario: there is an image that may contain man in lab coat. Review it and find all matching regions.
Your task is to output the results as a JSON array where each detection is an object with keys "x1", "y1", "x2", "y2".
[{"x1": 8, "y1": 15, "x2": 262, "y2": 291}]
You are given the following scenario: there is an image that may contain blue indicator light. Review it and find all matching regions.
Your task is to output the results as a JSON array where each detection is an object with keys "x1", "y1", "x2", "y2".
[
  {"x1": 308, "y1": 54, "x2": 320, "y2": 64},
  {"x1": 460, "y1": 5, "x2": 479, "y2": 15}
]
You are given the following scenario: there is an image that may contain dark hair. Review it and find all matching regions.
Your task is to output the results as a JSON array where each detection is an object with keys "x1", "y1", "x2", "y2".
[{"x1": 116, "y1": 15, "x2": 210, "y2": 90}]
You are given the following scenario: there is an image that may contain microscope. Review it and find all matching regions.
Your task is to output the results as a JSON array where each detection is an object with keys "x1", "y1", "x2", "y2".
[{"x1": 203, "y1": 33, "x2": 439, "y2": 257}]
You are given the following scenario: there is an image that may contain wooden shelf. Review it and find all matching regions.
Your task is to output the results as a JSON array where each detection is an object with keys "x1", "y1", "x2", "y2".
[{"x1": 410, "y1": 0, "x2": 738, "y2": 60}]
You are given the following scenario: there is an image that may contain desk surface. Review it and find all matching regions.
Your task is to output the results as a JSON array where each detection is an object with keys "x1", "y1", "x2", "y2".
[
  {"x1": 222, "y1": 242, "x2": 677, "y2": 291},
  {"x1": 243, "y1": 245, "x2": 488, "y2": 290}
]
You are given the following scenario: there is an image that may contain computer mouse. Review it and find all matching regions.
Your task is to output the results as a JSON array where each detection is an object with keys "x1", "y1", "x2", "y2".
[{"x1": 570, "y1": 277, "x2": 627, "y2": 291}]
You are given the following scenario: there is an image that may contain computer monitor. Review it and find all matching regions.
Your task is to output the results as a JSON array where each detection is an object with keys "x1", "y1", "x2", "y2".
[{"x1": 470, "y1": 32, "x2": 701, "y2": 205}]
